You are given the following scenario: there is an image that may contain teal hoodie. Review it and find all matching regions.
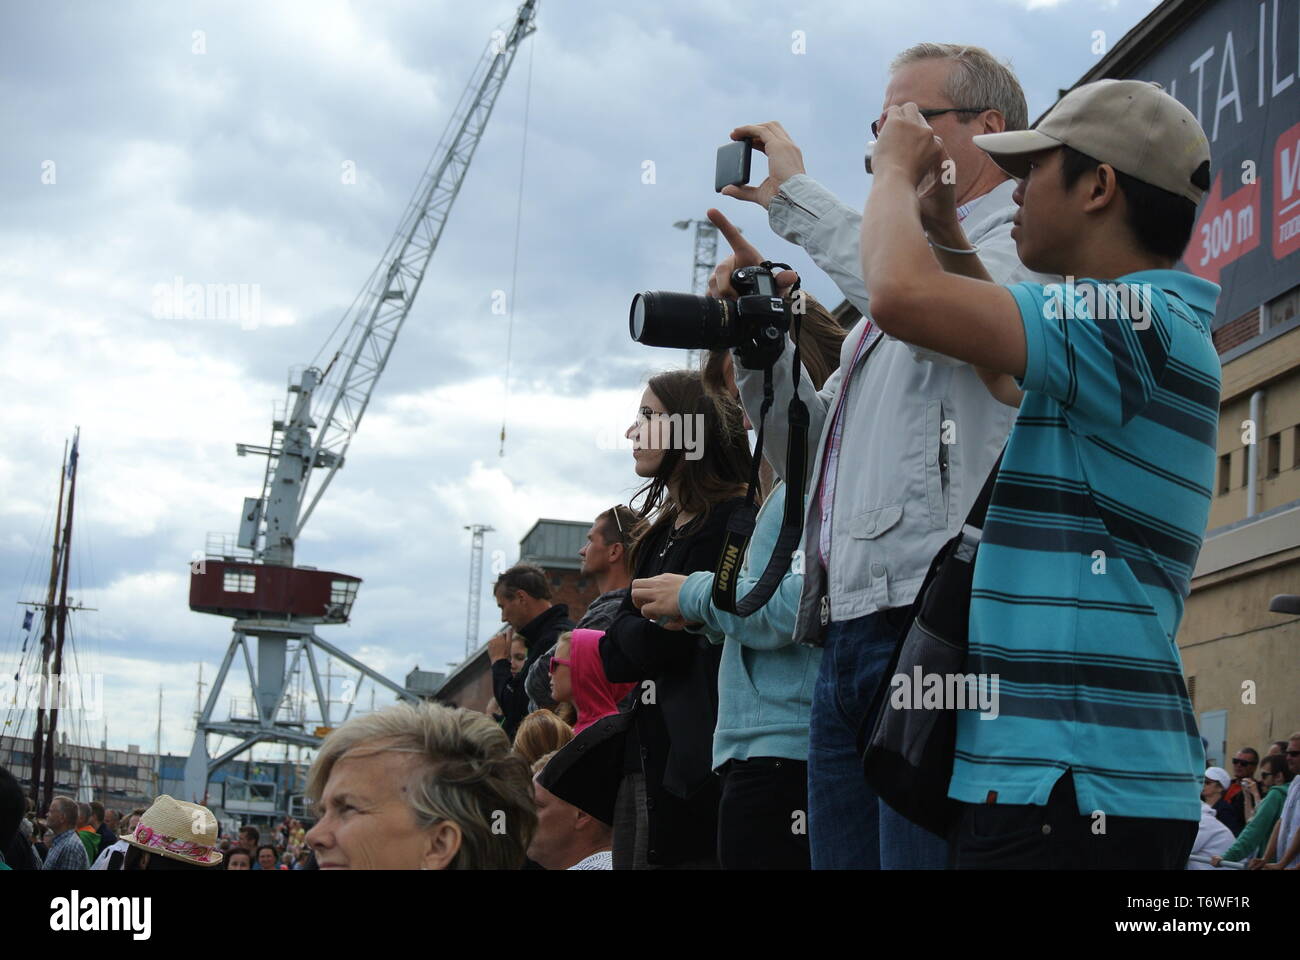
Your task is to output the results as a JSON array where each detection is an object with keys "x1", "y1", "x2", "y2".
[{"x1": 678, "y1": 482, "x2": 818, "y2": 768}]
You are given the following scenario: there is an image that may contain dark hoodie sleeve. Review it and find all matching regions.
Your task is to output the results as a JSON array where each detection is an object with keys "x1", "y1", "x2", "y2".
[
  {"x1": 600, "y1": 504, "x2": 739, "y2": 682},
  {"x1": 524, "y1": 644, "x2": 557, "y2": 709},
  {"x1": 600, "y1": 597, "x2": 694, "y2": 682}
]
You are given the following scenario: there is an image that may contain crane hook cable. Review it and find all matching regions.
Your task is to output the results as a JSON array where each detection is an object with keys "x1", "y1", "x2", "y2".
[{"x1": 499, "y1": 32, "x2": 535, "y2": 458}]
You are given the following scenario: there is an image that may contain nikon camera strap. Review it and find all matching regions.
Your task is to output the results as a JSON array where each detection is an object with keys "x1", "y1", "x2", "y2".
[{"x1": 712, "y1": 263, "x2": 811, "y2": 616}]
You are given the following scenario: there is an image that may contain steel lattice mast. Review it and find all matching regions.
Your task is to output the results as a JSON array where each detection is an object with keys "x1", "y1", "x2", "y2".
[
  {"x1": 464, "y1": 524, "x2": 494, "y2": 658},
  {"x1": 183, "y1": 1, "x2": 539, "y2": 806}
]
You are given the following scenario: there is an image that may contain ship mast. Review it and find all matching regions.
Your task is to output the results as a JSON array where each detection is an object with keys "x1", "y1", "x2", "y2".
[
  {"x1": 25, "y1": 430, "x2": 85, "y2": 813},
  {"x1": 43, "y1": 429, "x2": 80, "y2": 811},
  {"x1": 27, "y1": 439, "x2": 68, "y2": 811}
]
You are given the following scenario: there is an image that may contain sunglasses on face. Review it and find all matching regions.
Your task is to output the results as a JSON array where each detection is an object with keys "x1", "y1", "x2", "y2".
[
  {"x1": 1232, "y1": 758, "x2": 1255, "y2": 765},
  {"x1": 549, "y1": 657, "x2": 571, "y2": 675}
]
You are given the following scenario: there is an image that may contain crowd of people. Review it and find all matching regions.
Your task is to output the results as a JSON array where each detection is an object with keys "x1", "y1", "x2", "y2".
[
  {"x1": 2, "y1": 39, "x2": 1297, "y2": 872},
  {"x1": 1191, "y1": 742, "x2": 1300, "y2": 869}
]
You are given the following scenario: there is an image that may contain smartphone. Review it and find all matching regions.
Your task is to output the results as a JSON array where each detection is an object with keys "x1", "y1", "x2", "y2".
[{"x1": 715, "y1": 138, "x2": 753, "y2": 193}]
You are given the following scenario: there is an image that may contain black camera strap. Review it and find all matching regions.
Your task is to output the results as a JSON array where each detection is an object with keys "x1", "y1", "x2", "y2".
[{"x1": 712, "y1": 263, "x2": 810, "y2": 616}]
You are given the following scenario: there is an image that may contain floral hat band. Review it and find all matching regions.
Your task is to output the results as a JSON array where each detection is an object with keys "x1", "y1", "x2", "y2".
[{"x1": 131, "y1": 824, "x2": 218, "y2": 863}]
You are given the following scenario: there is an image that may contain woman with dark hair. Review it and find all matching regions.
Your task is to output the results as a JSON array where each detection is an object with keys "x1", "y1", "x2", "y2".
[
  {"x1": 634, "y1": 293, "x2": 847, "y2": 869},
  {"x1": 600, "y1": 367, "x2": 752, "y2": 869}
]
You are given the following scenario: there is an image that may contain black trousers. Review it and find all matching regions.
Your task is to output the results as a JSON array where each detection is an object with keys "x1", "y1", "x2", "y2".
[
  {"x1": 717, "y1": 757, "x2": 811, "y2": 870},
  {"x1": 948, "y1": 771, "x2": 1198, "y2": 870}
]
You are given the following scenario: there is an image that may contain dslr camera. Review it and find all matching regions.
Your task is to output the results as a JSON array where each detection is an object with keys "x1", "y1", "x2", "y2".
[{"x1": 629, "y1": 264, "x2": 791, "y2": 369}]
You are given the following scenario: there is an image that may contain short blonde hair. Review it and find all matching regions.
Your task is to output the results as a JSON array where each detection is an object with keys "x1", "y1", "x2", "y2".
[{"x1": 307, "y1": 701, "x2": 536, "y2": 870}]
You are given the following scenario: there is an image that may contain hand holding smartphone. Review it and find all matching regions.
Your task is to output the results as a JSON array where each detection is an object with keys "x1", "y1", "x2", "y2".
[{"x1": 715, "y1": 138, "x2": 753, "y2": 193}]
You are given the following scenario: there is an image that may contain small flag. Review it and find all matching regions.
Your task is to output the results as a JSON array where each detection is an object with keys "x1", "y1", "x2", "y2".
[{"x1": 23, "y1": 610, "x2": 33, "y2": 631}]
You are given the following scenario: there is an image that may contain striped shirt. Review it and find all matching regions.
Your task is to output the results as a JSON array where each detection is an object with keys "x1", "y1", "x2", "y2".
[
  {"x1": 949, "y1": 270, "x2": 1221, "y2": 822},
  {"x1": 567, "y1": 849, "x2": 613, "y2": 870}
]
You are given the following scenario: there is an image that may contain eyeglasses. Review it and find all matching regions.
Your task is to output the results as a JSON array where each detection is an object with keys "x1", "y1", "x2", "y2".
[
  {"x1": 548, "y1": 657, "x2": 571, "y2": 674},
  {"x1": 1231, "y1": 757, "x2": 1255, "y2": 765},
  {"x1": 1287, "y1": 750, "x2": 1300, "y2": 758},
  {"x1": 870, "y1": 106, "x2": 992, "y2": 139}
]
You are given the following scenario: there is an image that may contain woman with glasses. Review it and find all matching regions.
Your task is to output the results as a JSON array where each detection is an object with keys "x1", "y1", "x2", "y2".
[
  {"x1": 599, "y1": 368, "x2": 752, "y2": 869},
  {"x1": 632, "y1": 293, "x2": 846, "y2": 870}
]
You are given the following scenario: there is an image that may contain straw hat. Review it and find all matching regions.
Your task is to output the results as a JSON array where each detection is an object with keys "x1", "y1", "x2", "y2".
[{"x1": 121, "y1": 795, "x2": 223, "y2": 867}]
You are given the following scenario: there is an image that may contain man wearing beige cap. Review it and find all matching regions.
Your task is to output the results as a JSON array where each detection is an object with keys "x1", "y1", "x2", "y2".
[{"x1": 859, "y1": 78, "x2": 1220, "y2": 869}]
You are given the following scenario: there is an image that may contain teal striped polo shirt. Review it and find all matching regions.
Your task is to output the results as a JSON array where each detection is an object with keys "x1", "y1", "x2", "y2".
[{"x1": 948, "y1": 269, "x2": 1221, "y2": 822}]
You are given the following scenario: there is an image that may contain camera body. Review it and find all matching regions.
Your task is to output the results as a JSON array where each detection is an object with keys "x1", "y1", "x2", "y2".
[{"x1": 629, "y1": 264, "x2": 790, "y2": 369}]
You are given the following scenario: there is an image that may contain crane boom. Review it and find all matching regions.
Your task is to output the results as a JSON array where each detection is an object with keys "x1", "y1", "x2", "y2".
[{"x1": 249, "y1": 0, "x2": 539, "y2": 565}]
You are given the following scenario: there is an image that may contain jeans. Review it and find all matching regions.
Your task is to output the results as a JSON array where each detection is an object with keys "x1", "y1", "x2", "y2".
[
  {"x1": 808, "y1": 609, "x2": 949, "y2": 869},
  {"x1": 717, "y1": 757, "x2": 811, "y2": 870},
  {"x1": 949, "y1": 771, "x2": 1198, "y2": 869}
]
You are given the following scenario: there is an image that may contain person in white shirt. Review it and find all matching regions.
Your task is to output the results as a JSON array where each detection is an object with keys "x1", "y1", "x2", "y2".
[{"x1": 1188, "y1": 802, "x2": 1234, "y2": 870}]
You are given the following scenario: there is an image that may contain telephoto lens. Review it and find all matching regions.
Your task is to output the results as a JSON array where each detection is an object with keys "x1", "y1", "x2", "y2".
[{"x1": 629, "y1": 291, "x2": 738, "y2": 350}]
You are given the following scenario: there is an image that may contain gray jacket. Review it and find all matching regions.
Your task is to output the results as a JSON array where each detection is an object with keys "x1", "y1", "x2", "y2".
[
  {"x1": 525, "y1": 587, "x2": 629, "y2": 709},
  {"x1": 734, "y1": 175, "x2": 1053, "y2": 644}
]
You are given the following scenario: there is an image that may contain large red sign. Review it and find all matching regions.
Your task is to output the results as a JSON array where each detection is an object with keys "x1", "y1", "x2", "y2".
[{"x1": 1186, "y1": 172, "x2": 1261, "y2": 286}]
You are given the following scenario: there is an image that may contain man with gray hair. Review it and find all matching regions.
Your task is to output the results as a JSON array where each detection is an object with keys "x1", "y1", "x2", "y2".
[
  {"x1": 712, "y1": 42, "x2": 1051, "y2": 868},
  {"x1": 41, "y1": 796, "x2": 89, "y2": 870}
]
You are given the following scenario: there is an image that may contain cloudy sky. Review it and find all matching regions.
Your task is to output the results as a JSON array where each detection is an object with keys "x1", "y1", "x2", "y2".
[{"x1": 0, "y1": 0, "x2": 1161, "y2": 762}]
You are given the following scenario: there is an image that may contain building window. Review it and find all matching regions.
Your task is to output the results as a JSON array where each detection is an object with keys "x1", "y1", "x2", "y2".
[
  {"x1": 1294, "y1": 426, "x2": 1300, "y2": 471},
  {"x1": 1218, "y1": 453, "x2": 1231, "y2": 495},
  {"x1": 223, "y1": 569, "x2": 255, "y2": 593},
  {"x1": 1267, "y1": 433, "x2": 1281, "y2": 477},
  {"x1": 1265, "y1": 286, "x2": 1300, "y2": 329},
  {"x1": 329, "y1": 580, "x2": 358, "y2": 606},
  {"x1": 1240, "y1": 445, "x2": 1251, "y2": 488}
]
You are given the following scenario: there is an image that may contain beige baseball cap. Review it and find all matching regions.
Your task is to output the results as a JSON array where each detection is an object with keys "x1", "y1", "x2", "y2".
[{"x1": 973, "y1": 78, "x2": 1210, "y2": 204}]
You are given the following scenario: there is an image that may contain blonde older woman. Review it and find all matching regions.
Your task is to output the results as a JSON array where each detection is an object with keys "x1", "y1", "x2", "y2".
[{"x1": 305, "y1": 701, "x2": 537, "y2": 870}]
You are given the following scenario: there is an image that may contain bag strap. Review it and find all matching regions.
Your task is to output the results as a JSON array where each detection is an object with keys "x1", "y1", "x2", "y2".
[{"x1": 964, "y1": 446, "x2": 1005, "y2": 532}]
